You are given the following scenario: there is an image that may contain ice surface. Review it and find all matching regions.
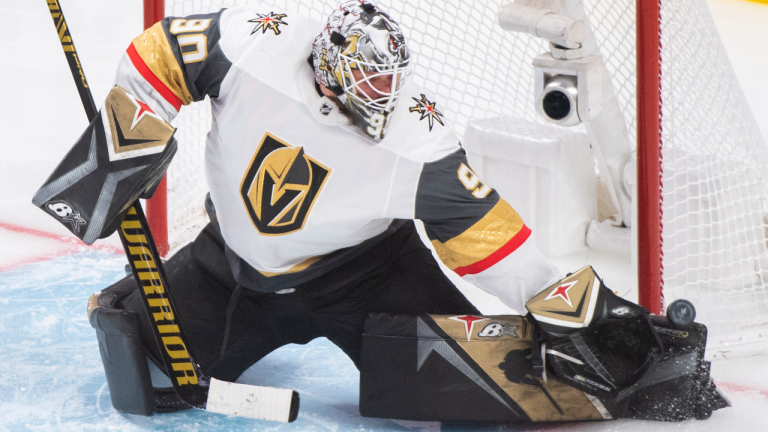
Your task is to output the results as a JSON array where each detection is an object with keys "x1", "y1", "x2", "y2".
[
  {"x1": 0, "y1": 250, "x2": 766, "y2": 431},
  {"x1": 1, "y1": 0, "x2": 768, "y2": 430}
]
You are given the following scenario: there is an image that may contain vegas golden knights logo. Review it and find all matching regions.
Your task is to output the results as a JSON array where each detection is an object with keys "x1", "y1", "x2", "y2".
[{"x1": 240, "y1": 132, "x2": 331, "y2": 235}]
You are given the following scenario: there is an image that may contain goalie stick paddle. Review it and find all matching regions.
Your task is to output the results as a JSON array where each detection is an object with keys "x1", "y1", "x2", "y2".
[{"x1": 44, "y1": 0, "x2": 299, "y2": 422}]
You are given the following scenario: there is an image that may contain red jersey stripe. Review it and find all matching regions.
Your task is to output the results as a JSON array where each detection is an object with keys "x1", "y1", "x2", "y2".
[
  {"x1": 453, "y1": 225, "x2": 532, "y2": 276},
  {"x1": 126, "y1": 43, "x2": 183, "y2": 111}
]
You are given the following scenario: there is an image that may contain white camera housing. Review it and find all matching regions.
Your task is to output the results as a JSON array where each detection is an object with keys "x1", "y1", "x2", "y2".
[{"x1": 533, "y1": 52, "x2": 604, "y2": 126}]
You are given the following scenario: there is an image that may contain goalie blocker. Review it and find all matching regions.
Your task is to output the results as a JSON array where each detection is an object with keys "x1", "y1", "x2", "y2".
[
  {"x1": 37, "y1": 84, "x2": 185, "y2": 415},
  {"x1": 32, "y1": 86, "x2": 177, "y2": 244},
  {"x1": 359, "y1": 266, "x2": 730, "y2": 423}
]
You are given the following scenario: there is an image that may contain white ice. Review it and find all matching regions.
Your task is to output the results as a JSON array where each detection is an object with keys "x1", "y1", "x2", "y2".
[{"x1": 1, "y1": 0, "x2": 767, "y2": 430}]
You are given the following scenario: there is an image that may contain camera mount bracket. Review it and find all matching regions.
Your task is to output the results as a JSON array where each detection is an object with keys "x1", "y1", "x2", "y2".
[{"x1": 533, "y1": 52, "x2": 604, "y2": 124}]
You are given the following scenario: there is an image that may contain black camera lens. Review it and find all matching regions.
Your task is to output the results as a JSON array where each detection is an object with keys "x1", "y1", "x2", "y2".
[{"x1": 542, "y1": 90, "x2": 571, "y2": 120}]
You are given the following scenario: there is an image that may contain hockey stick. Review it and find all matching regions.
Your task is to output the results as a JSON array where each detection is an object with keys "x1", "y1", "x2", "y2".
[{"x1": 45, "y1": 0, "x2": 299, "y2": 422}]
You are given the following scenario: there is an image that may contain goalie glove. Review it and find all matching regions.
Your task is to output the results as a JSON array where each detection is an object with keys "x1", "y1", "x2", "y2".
[
  {"x1": 525, "y1": 266, "x2": 663, "y2": 399},
  {"x1": 32, "y1": 86, "x2": 177, "y2": 244}
]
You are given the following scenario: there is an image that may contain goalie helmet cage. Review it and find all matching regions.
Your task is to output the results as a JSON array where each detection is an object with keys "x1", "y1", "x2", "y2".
[{"x1": 144, "y1": 0, "x2": 768, "y2": 357}]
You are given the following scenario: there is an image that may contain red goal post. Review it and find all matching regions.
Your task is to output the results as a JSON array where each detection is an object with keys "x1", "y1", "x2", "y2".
[{"x1": 636, "y1": 0, "x2": 663, "y2": 315}]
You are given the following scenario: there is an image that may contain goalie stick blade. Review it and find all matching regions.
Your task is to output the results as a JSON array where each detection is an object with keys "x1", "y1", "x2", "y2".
[{"x1": 206, "y1": 378, "x2": 300, "y2": 422}]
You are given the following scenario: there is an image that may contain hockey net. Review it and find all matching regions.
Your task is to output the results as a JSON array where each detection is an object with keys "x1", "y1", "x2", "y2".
[{"x1": 153, "y1": 0, "x2": 768, "y2": 356}]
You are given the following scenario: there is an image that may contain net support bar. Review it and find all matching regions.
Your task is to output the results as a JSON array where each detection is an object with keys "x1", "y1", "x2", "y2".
[{"x1": 636, "y1": 0, "x2": 663, "y2": 315}]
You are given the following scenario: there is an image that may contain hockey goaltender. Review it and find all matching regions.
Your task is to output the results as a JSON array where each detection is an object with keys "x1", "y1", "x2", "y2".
[{"x1": 34, "y1": 0, "x2": 729, "y2": 425}]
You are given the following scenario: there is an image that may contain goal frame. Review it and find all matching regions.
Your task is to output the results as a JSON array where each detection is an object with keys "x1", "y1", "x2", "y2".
[{"x1": 636, "y1": 1, "x2": 663, "y2": 314}]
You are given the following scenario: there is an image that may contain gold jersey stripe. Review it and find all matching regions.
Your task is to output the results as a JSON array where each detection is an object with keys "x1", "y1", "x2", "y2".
[
  {"x1": 131, "y1": 22, "x2": 193, "y2": 106},
  {"x1": 431, "y1": 199, "x2": 525, "y2": 271},
  {"x1": 257, "y1": 255, "x2": 325, "y2": 277}
]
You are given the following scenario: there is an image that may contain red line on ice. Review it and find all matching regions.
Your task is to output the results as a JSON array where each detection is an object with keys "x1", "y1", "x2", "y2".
[
  {"x1": 0, "y1": 248, "x2": 79, "y2": 273},
  {"x1": 715, "y1": 381, "x2": 768, "y2": 398},
  {"x1": 0, "y1": 222, "x2": 122, "y2": 272}
]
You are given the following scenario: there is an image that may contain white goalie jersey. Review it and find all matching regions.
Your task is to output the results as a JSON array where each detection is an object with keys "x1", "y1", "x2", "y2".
[{"x1": 113, "y1": 6, "x2": 561, "y2": 312}]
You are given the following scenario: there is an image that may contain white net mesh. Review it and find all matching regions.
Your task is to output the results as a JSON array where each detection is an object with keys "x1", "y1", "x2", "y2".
[
  {"x1": 655, "y1": 0, "x2": 768, "y2": 338},
  {"x1": 162, "y1": 0, "x2": 768, "y2": 342},
  {"x1": 166, "y1": 96, "x2": 211, "y2": 251}
]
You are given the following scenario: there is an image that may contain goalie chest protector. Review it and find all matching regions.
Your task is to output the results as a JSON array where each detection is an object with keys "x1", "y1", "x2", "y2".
[{"x1": 359, "y1": 313, "x2": 607, "y2": 423}]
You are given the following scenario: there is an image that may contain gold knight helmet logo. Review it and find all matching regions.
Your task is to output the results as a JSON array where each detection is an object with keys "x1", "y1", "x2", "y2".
[{"x1": 240, "y1": 132, "x2": 331, "y2": 235}]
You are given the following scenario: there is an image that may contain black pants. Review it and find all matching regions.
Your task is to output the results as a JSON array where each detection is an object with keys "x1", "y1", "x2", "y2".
[{"x1": 119, "y1": 220, "x2": 479, "y2": 382}]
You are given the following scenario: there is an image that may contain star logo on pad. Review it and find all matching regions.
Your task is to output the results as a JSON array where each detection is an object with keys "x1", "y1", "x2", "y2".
[
  {"x1": 544, "y1": 281, "x2": 577, "y2": 309},
  {"x1": 498, "y1": 323, "x2": 519, "y2": 338},
  {"x1": 248, "y1": 12, "x2": 288, "y2": 35},
  {"x1": 126, "y1": 92, "x2": 162, "y2": 131},
  {"x1": 449, "y1": 315, "x2": 489, "y2": 341}
]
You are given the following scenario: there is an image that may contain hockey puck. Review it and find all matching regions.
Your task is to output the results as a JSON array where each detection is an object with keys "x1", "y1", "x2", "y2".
[{"x1": 667, "y1": 299, "x2": 696, "y2": 327}]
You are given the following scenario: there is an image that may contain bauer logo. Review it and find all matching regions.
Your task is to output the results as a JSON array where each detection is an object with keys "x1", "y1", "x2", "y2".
[
  {"x1": 240, "y1": 132, "x2": 331, "y2": 236},
  {"x1": 248, "y1": 12, "x2": 288, "y2": 35},
  {"x1": 409, "y1": 94, "x2": 444, "y2": 131},
  {"x1": 610, "y1": 306, "x2": 635, "y2": 317},
  {"x1": 478, "y1": 322, "x2": 519, "y2": 338}
]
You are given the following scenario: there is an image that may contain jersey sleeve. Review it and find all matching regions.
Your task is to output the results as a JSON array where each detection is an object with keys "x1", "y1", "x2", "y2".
[
  {"x1": 416, "y1": 148, "x2": 562, "y2": 313},
  {"x1": 114, "y1": 10, "x2": 233, "y2": 121}
]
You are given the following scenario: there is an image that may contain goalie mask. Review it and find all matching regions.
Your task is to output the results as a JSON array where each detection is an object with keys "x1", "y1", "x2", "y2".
[{"x1": 312, "y1": 1, "x2": 411, "y2": 141}]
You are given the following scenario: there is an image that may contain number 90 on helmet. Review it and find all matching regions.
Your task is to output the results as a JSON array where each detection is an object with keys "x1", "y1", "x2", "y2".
[{"x1": 312, "y1": 1, "x2": 411, "y2": 141}]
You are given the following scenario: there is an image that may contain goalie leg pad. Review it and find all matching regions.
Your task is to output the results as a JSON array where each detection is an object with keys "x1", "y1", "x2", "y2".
[
  {"x1": 89, "y1": 298, "x2": 156, "y2": 416},
  {"x1": 360, "y1": 313, "x2": 608, "y2": 423},
  {"x1": 88, "y1": 278, "x2": 193, "y2": 415}
]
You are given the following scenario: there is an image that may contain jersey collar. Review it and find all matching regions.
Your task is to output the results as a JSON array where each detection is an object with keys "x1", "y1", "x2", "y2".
[{"x1": 300, "y1": 63, "x2": 352, "y2": 126}]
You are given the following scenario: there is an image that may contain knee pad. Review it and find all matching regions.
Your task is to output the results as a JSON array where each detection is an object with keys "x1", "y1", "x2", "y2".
[{"x1": 88, "y1": 279, "x2": 188, "y2": 415}]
